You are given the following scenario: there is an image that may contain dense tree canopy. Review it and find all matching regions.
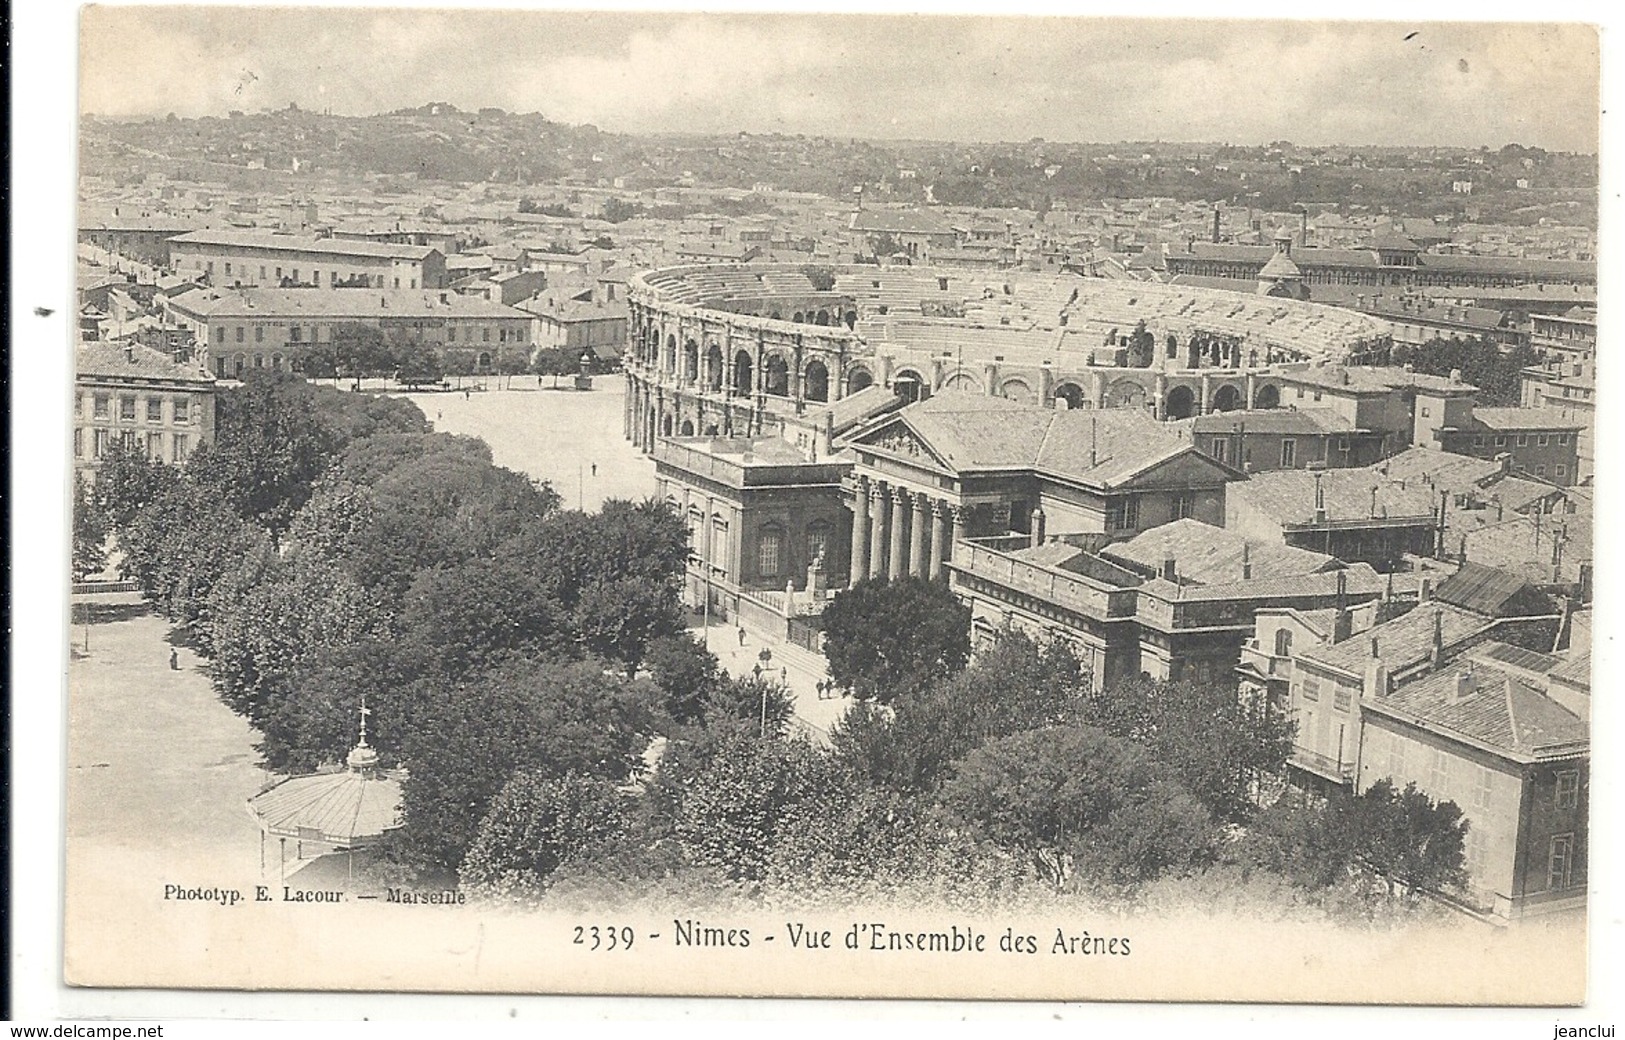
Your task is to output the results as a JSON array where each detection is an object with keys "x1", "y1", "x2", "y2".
[
  {"x1": 72, "y1": 472, "x2": 109, "y2": 580},
  {"x1": 400, "y1": 657, "x2": 659, "y2": 868},
  {"x1": 940, "y1": 725, "x2": 1216, "y2": 888},
  {"x1": 821, "y1": 577, "x2": 972, "y2": 703},
  {"x1": 461, "y1": 772, "x2": 630, "y2": 901},
  {"x1": 1080, "y1": 674, "x2": 1294, "y2": 824},
  {"x1": 831, "y1": 630, "x2": 1085, "y2": 794},
  {"x1": 1231, "y1": 780, "x2": 1470, "y2": 906},
  {"x1": 1389, "y1": 336, "x2": 1538, "y2": 408}
]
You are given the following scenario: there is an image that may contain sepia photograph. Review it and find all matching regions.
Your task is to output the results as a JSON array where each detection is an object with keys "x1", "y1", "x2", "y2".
[{"x1": 15, "y1": 0, "x2": 1616, "y2": 1020}]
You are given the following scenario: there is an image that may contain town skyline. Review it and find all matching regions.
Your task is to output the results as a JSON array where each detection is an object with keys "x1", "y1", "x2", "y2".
[{"x1": 81, "y1": 9, "x2": 1600, "y2": 153}]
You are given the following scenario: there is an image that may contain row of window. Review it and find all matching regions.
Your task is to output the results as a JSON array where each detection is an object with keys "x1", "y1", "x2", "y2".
[
  {"x1": 74, "y1": 427, "x2": 190, "y2": 462},
  {"x1": 1104, "y1": 493, "x2": 1196, "y2": 531},
  {"x1": 1470, "y1": 432, "x2": 1571, "y2": 448},
  {"x1": 78, "y1": 393, "x2": 194, "y2": 424},
  {"x1": 1207, "y1": 436, "x2": 1353, "y2": 468},
  {"x1": 212, "y1": 322, "x2": 527, "y2": 345},
  {"x1": 202, "y1": 260, "x2": 419, "y2": 291},
  {"x1": 1300, "y1": 674, "x2": 1355, "y2": 713}
]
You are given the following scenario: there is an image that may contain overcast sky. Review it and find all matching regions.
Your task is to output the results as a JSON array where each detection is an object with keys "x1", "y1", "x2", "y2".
[{"x1": 78, "y1": 6, "x2": 1600, "y2": 152}]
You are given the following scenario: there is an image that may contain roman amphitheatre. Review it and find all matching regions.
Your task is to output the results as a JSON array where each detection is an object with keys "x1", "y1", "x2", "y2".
[{"x1": 623, "y1": 262, "x2": 1394, "y2": 446}]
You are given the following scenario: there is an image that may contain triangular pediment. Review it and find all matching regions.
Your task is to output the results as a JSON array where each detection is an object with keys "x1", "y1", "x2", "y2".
[
  {"x1": 853, "y1": 416, "x2": 954, "y2": 470},
  {"x1": 1112, "y1": 447, "x2": 1243, "y2": 490}
]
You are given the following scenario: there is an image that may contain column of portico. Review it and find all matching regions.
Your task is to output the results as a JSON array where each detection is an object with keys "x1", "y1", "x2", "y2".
[
  {"x1": 887, "y1": 486, "x2": 909, "y2": 581},
  {"x1": 909, "y1": 493, "x2": 929, "y2": 578},
  {"x1": 1245, "y1": 371, "x2": 1257, "y2": 409},
  {"x1": 1199, "y1": 372, "x2": 1212, "y2": 416},
  {"x1": 928, "y1": 499, "x2": 948, "y2": 580},
  {"x1": 849, "y1": 476, "x2": 871, "y2": 586},
  {"x1": 867, "y1": 484, "x2": 888, "y2": 581},
  {"x1": 631, "y1": 382, "x2": 644, "y2": 447}
]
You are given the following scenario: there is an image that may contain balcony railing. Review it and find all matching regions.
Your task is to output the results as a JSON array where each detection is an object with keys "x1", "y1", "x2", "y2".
[
  {"x1": 1290, "y1": 745, "x2": 1354, "y2": 783},
  {"x1": 1239, "y1": 642, "x2": 1292, "y2": 679},
  {"x1": 955, "y1": 541, "x2": 1135, "y2": 620}
]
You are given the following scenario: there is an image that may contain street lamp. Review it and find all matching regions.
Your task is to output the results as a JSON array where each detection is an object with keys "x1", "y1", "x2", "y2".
[{"x1": 756, "y1": 647, "x2": 774, "y2": 736}]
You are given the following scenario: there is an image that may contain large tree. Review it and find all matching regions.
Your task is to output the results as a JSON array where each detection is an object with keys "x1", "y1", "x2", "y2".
[
  {"x1": 72, "y1": 472, "x2": 110, "y2": 580},
  {"x1": 398, "y1": 657, "x2": 658, "y2": 869},
  {"x1": 204, "y1": 549, "x2": 391, "y2": 729},
  {"x1": 511, "y1": 500, "x2": 689, "y2": 672},
  {"x1": 1080, "y1": 674, "x2": 1293, "y2": 824},
  {"x1": 820, "y1": 577, "x2": 971, "y2": 704},
  {"x1": 939, "y1": 724, "x2": 1216, "y2": 889},
  {"x1": 1232, "y1": 780, "x2": 1470, "y2": 905},
  {"x1": 1347, "y1": 779, "x2": 1471, "y2": 900},
  {"x1": 91, "y1": 439, "x2": 183, "y2": 531},
  {"x1": 649, "y1": 723, "x2": 841, "y2": 882},
  {"x1": 460, "y1": 771, "x2": 629, "y2": 902},
  {"x1": 184, "y1": 373, "x2": 347, "y2": 532},
  {"x1": 117, "y1": 480, "x2": 269, "y2": 632},
  {"x1": 186, "y1": 372, "x2": 429, "y2": 534},
  {"x1": 830, "y1": 629, "x2": 1085, "y2": 793}
]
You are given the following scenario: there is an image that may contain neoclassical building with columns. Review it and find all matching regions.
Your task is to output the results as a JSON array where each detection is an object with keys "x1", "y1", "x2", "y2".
[{"x1": 840, "y1": 394, "x2": 1244, "y2": 588}]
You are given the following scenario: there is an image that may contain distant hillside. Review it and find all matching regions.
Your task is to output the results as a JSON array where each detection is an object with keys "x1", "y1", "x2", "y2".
[{"x1": 80, "y1": 106, "x2": 1597, "y2": 228}]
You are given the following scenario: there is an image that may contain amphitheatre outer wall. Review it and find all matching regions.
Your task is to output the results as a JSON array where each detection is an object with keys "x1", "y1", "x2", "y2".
[{"x1": 622, "y1": 263, "x2": 1394, "y2": 448}]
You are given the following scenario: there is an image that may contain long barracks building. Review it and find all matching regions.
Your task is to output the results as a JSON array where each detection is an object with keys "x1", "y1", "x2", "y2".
[{"x1": 1164, "y1": 233, "x2": 1595, "y2": 291}]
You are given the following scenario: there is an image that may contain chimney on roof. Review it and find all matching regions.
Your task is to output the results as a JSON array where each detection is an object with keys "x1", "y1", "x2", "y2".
[
  {"x1": 1450, "y1": 368, "x2": 1463, "y2": 385},
  {"x1": 1449, "y1": 666, "x2": 1476, "y2": 705},
  {"x1": 1364, "y1": 649, "x2": 1389, "y2": 700},
  {"x1": 1313, "y1": 471, "x2": 1327, "y2": 524},
  {"x1": 1030, "y1": 506, "x2": 1047, "y2": 548},
  {"x1": 1161, "y1": 557, "x2": 1178, "y2": 582},
  {"x1": 1370, "y1": 485, "x2": 1379, "y2": 517},
  {"x1": 1431, "y1": 608, "x2": 1445, "y2": 669},
  {"x1": 1212, "y1": 206, "x2": 1221, "y2": 244},
  {"x1": 124, "y1": 344, "x2": 135, "y2": 363},
  {"x1": 1333, "y1": 570, "x2": 1353, "y2": 642},
  {"x1": 1241, "y1": 541, "x2": 1252, "y2": 580},
  {"x1": 1419, "y1": 576, "x2": 1432, "y2": 603}
]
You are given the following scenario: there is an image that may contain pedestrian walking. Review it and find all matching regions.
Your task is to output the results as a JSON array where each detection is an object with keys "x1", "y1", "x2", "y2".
[
  {"x1": 737, "y1": 625, "x2": 747, "y2": 647},
  {"x1": 780, "y1": 666, "x2": 788, "y2": 686},
  {"x1": 169, "y1": 648, "x2": 179, "y2": 671},
  {"x1": 591, "y1": 463, "x2": 598, "y2": 477}
]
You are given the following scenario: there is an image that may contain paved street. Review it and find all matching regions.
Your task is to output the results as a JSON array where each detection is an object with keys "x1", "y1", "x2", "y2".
[
  {"x1": 689, "y1": 619, "x2": 855, "y2": 742},
  {"x1": 401, "y1": 374, "x2": 657, "y2": 512},
  {"x1": 65, "y1": 596, "x2": 275, "y2": 932}
]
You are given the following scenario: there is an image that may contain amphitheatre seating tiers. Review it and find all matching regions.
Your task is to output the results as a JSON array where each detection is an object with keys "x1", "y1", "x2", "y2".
[{"x1": 631, "y1": 264, "x2": 1391, "y2": 365}]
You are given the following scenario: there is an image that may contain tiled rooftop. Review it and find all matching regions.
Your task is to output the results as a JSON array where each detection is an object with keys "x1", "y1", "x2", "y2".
[
  {"x1": 1229, "y1": 468, "x2": 1440, "y2": 525},
  {"x1": 1298, "y1": 602, "x2": 1491, "y2": 676},
  {"x1": 77, "y1": 341, "x2": 214, "y2": 384},
  {"x1": 169, "y1": 229, "x2": 438, "y2": 261},
  {"x1": 169, "y1": 288, "x2": 531, "y2": 321},
  {"x1": 1103, "y1": 518, "x2": 1337, "y2": 584},
  {"x1": 1369, "y1": 657, "x2": 1587, "y2": 761}
]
